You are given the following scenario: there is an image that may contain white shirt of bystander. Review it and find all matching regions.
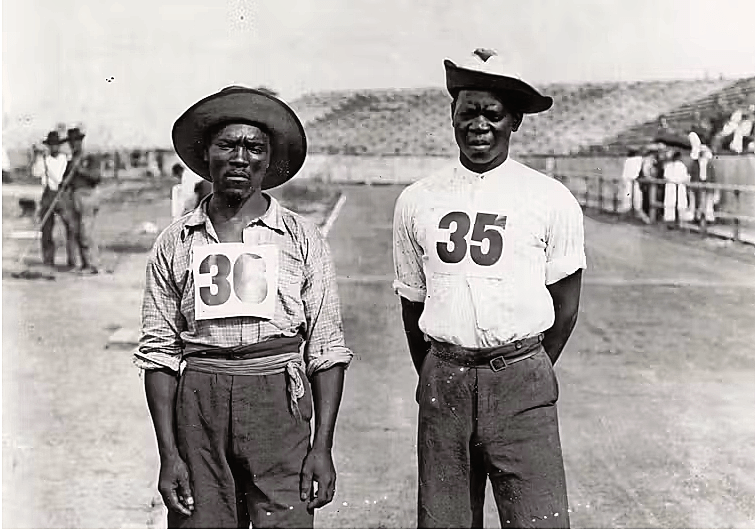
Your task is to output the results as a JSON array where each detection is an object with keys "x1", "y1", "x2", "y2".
[{"x1": 31, "y1": 153, "x2": 69, "y2": 191}]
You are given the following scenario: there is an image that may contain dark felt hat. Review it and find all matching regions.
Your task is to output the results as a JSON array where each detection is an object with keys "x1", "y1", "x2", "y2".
[
  {"x1": 66, "y1": 127, "x2": 86, "y2": 141},
  {"x1": 444, "y1": 48, "x2": 553, "y2": 114},
  {"x1": 171, "y1": 86, "x2": 307, "y2": 189},
  {"x1": 42, "y1": 130, "x2": 66, "y2": 145}
]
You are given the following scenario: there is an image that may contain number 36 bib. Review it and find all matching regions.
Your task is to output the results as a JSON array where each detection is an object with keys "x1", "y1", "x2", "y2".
[
  {"x1": 427, "y1": 209, "x2": 508, "y2": 278},
  {"x1": 192, "y1": 243, "x2": 279, "y2": 321}
]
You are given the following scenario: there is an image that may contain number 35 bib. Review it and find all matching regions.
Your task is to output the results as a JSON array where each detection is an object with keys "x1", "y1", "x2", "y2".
[
  {"x1": 192, "y1": 243, "x2": 279, "y2": 321},
  {"x1": 427, "y1": 209, "x2": 508, "y2": 278}
]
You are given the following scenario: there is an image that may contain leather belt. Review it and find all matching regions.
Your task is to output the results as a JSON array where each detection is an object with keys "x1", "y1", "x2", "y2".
[{"x1": 430, "y1": 333, "x2": 544, "y2": 372}]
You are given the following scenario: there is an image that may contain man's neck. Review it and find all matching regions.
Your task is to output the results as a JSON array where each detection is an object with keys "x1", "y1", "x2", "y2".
[
  {"x1": 208, "y1": 189, "x2": 269, "y2": 226},
  {"x1": 459, "y1": 153, "x2": 508, "y2": 174}
]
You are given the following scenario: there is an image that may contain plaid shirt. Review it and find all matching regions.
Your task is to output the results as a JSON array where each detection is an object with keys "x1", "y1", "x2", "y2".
[{"x1": 135, "y1": 194, "x2": 352, "y2": 376}]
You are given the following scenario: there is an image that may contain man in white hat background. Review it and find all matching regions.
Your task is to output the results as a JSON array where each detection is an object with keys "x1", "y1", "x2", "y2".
[
  {"x1": 31, "y1": 129, "x2": 76, "y2": 268},
  {"x1": 393, "y1": 49, "x2": 586, "y2": 528},
  {"x1": 65, "y1": 126, "x2": 102, "y2": 274},
  {"x1": 135, "y1": 86, "x2": 352, "y2": 528}
]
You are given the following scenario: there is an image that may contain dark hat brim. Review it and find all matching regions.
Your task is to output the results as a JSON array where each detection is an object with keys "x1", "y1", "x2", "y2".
[
  {"x1": 444, "y1": 59, "x2": 553, "y2": 114},
  {"x1": 172, "y1": 87, "x2": 307, "y2": 189},
  {"x1": 66, "y1": 128, "x2": 86, "y2": 141}
]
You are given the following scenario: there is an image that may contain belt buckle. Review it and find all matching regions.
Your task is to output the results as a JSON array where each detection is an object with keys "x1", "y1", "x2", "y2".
[{"x1": 489, "y1": 355, "x2": 508, "y2": 372}]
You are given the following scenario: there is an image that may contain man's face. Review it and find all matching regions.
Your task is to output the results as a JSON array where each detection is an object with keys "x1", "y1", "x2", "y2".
[
  {"x1": 49, "y1": 143, "x2": 61, "y2": 156},
  {"x1": 69, "y1": 138, "x2": 83, "y2": 155},
  {"x1": 452, "y1": 90, "x2": 522, "y2": 171},
  {"x1": 205, "y1": 123, "x2": 270, "y2": 205}
]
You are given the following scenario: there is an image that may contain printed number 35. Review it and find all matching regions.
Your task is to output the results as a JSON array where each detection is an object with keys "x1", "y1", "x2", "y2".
[{"x1": 437, "y1": 212, "x2": 505, "y2": 266}]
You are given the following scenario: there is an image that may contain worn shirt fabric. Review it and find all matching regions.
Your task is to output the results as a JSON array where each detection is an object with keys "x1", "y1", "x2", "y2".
[
  {"x1": 393, "y1": 158, "x2": 586, "y2": 349},
  {"x1": 31, "y1": 153, "x2": 69, "y2": 191},
  {"x1": 135, "y1": 194, "x2": 353, "y2": 377}
]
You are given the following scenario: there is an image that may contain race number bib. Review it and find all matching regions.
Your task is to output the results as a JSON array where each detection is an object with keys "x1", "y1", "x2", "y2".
[
  {"x1": 427, "y1": 210, "x2": 507, "y2": 277},
  {"x1": 193, "y1": 243, "x2": 279, "y2": 321}
]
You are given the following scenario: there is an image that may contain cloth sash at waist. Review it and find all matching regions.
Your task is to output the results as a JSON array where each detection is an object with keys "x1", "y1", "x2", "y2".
[{"x1": 182, "y1": 335, "x2": 306, "y2": 419}]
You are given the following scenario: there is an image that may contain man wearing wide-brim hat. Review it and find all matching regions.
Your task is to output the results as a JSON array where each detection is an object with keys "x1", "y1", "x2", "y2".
[
  {"x1": 63, "y1": 125, "x2": 103, "y2": 273},
  {"x1": 136, "y1": 86, "x2": 352, "y2": 528},
  {"x1": 30, "y1": 129, "x2": 76, "y2": 268},
  {"x1": 393, "y1": 49, "x2": 586, "y2": 528}
]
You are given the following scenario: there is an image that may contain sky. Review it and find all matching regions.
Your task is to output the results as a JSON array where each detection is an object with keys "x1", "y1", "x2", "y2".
[{"x1": 2, "y1": 0, "x2": 755, "y2": 149}]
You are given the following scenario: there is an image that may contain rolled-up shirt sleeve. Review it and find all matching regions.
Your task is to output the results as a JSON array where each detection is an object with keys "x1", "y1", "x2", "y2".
[
  {"x1": 392, "y1": 191, "x2": 426, "y2": 302},
  {"x1": 301, "y1": 227, "x2": 353, "y2": 377},
  {"x1": 545, "y1": 190, "x2": 587, "y2": 285},
  {"x1": 134, "y1": 234, "x2": 186, "y2": 372}
]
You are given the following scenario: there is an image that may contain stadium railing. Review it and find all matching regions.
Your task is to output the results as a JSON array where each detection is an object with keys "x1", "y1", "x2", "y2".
[{"x1": 553, "y1": 173, "x2": 755, "y2": 243}]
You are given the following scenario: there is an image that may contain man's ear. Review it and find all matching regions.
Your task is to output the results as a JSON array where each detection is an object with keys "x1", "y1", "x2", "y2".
[{"x1": 511, "y1": 112, "x2": 524, "y2": 132}]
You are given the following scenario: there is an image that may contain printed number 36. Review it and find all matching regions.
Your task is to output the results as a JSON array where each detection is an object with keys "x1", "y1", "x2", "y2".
[
  {"x1": 198, "y1": 253, "x2": 268, "y2": 306},
  {"x1": 437, "y1": 212, "x2": 505, "y2": 266}
]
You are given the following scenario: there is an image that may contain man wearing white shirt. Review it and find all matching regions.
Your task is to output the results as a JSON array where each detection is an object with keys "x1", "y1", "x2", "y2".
[
  {"x1": 31, "y1": 130, "x2": 75, "y2": 268},
  {"x1": 170, "y1": 162, "x2": 213, "y2": 219},
  {"x1": 393, "y1": 49, "x2": 586, "y2": 528},
  {"x1": 619, "y1": 148, "x2": 643, "y2": 214}
]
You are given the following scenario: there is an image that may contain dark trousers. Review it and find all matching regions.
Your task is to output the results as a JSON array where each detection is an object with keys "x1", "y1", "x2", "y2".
[
  {"x1": 70, "y1": 189, "x2": 99, "y2": 268},
  {"x1": 417, "y1": 346, "x2": 569, "y2": 529},
  {"x1": 39, "y1": 187, "x2": 75, "y2": 266},
  {"x1": 169, "y1": 369, "x2": 314, "y2": 529}
]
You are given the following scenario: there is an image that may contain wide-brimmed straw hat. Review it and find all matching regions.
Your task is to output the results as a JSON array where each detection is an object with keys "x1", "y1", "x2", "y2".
[
  {"x1": 444, "y1": 48, "x2": 553, "y2": 114},
  {"x1": 42, "y1": 130, "x2": 66, "y2": 145},
  {"x1": 172, "y1": 86, "x2": 307, "y2": 189}
]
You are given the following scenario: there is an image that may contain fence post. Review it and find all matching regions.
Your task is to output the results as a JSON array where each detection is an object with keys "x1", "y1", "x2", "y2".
[
  {"x1": 699, "y1": 185, "x2": 708, "y2": 236},
  {"x1": 613, "y1": 180, "x2": 619, "y2": 213},
  {"x1": 649, "y1": 180, "x2": 657, "y2": 223},
  {"x1": 584, "y1": 177, "x2": 590, "y2": 209},
  {"x1": 674, "y1": 182, "x2": 681, "y2": 228},
  {"x1": 733, "y1": 189, "x2": 741, "y2": 242},
  {"x1": 597, "y1": 176, "x2": 603, "y2": 212}
]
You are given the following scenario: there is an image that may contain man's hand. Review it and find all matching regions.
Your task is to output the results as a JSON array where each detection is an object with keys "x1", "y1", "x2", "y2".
[
  {"x1": 158, "y1": 456, "x2": 194, "y2": 517},
  {"x1": 300, "y1": 447, "x2": 336, "y2": 512}
]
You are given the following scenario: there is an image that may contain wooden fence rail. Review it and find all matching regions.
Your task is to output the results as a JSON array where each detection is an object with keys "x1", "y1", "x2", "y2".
[{"x1": 554, "y1": 173, "x2": 755, "y2": 243}]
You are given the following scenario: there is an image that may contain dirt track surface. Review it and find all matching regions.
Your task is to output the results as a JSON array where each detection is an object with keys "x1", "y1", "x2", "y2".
[{"x1": 3, "y1": 183, "x2": 755, "y2": 528}]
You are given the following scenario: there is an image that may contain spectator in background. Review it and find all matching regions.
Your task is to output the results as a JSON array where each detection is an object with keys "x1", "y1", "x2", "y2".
[
  {"x1": 690, "y1": 109, "x2": 715, "y2": 146},
  {"x1": 65, "y1": 126, "x2": 102, "y2": 274},
  {"x1": 662, "y1": 150, "x2": 692, "y2": 224},
  {"x1": 170, "y1": 164, "x2": 186, "y2": 220},
  {"x1": 712, "y1": 109, "x2": 743, "y2": 153},
  {"x1": 689, "y1": 144, "x2": 718, "y2": 224},
  {"x1": 708, "y1": 96, "x2": 730, "y2": 148},
  {"x1": 637, "y1": 146, "x2": 664, "y2": 222},
  {"x1": 170, "y1": 162, "x2": 212, "y2": 219},
  {"x1": 658, "y1": 114, "x2": 670, "y2": 132},
  {"x1": 31, "y1": 130, "x2": 76, "y2": 268},
  {"x1": 619, "y1": 148, "x2": 642, "y2": 214},
  {"x1": 729, "y1": 104, "x2": 754, "y2": 154}
]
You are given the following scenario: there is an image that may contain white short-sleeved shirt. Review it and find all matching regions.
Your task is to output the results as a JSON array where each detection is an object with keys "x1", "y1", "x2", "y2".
[
  {"x1": 31, "y1": 153, "x2": 69, "y2": 191},
  {"x1": 393, "y1": 158, "x2": 586, "y2": 348}
]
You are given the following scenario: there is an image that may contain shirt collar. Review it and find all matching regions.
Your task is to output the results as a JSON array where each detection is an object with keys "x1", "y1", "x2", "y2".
[
  {"x1": 454, "y1": 156, "x2": 512, "y2": 181},
  {"x1": 182, "y1": 192, "x2": 284, "y2": 239}
]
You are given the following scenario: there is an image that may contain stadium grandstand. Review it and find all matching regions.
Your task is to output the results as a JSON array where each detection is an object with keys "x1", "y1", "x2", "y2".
[
  {"x1": 588, "y1": 77, "x2": 755, "y2": 155},
  {"x1": 294, "y1": 77, "x2": 749, "y2": 157}
]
